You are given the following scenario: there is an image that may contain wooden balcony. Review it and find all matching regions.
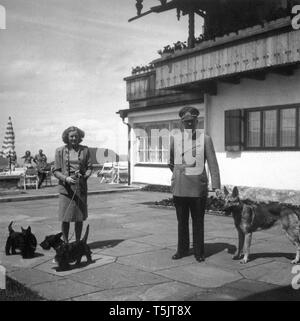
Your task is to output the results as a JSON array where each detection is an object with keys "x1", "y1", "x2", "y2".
[
  {"x1": 154, "y1": 18, "x2": 300, "y2": 90},
  {"x1": 125, "y1": 70, "x2": 178, "y2": 101}
]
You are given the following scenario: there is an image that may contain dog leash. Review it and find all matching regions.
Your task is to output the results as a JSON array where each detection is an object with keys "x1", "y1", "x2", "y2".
[{"x1": 59, "y1": 181, "x2": 78, "y2": 243}]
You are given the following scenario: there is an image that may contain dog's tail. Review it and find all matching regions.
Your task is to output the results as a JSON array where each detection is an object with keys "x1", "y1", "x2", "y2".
[
  {"x1": 82, "y1": 225, "x2": 89, "y2": 243},
  {"x1": 8, "y1": 221, "x2": 14, "y2": 233}
]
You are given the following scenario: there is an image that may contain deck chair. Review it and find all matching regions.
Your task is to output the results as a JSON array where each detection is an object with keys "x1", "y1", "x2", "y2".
[
  {"x1": 113, "y1": 162, "x2": 128, "y2": 184},
  {"x1": 23, "y1": 167, "x2": 38, "y2": 190},
  {"x1": 98, "y1": 162, "x2": 114, "y2": 183}
]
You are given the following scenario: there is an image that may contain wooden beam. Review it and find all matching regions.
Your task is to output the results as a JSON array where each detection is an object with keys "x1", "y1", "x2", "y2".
[
  {"x1": 195, "y1": 9, "x2": 206, "y2": 18},
  {"x1": 171, "y1": 81, "x2": 217, "y2": 96},
  {"x1": 271, "y1": 65, "x2": 297, "y2": 76},
  {"x1": 128, "y1": 10, "x2": 153, "y2": 22},
  {"x1": 198, "y1": 81, "x2": 217, "y2": 96},
  {"x1": 188, "y1": 11, "x2": 195, "y2": 48},
  {"x1": 204, "y1": 81, "x2": 217, "y2": 96},
  {"x1": 219, "y1": 76, "x2": 240, "y2": 84},
  {"x1": 244, "y1": 72, "x2": 266, "y2": 81}
]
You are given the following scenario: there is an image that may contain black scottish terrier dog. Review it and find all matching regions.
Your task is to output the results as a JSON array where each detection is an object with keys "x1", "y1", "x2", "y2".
[
  {"x1": 54, "y1": 225, "x2": 93, "y2": 271},
  {"x1": 5, "y1": 221, "x2": 37, "y2": 258},
  {"x1": 40, "y1": 232, "x2": 64, "y2": 251}
]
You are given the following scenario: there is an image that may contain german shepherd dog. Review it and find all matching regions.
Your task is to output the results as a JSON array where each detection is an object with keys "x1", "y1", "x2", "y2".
[{"x1": 222, "y1": 186, "x2": 300, "y2": 264}]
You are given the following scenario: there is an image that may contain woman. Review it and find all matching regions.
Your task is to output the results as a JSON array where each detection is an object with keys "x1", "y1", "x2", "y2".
[{"x1": 53, "y1": 126, "x2": 92, "y2": 243}]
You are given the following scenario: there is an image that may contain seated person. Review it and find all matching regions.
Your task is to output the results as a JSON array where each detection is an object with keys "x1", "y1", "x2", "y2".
[{"x1": 21, "y1": 150, "x2": 35, "y2": 168}]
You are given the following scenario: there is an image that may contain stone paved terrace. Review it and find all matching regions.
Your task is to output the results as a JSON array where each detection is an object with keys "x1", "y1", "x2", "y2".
[
  {"x1": 0, "y1": 190, "x2": 300, "y2": 301},
  {"x1": 0, "y1": 177, "x2": 139, "y2": 202}
]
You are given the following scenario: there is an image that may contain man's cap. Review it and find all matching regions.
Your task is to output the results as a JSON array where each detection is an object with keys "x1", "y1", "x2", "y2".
[{"x1": 179, "y1": 106, "x2": 199, "y2": 121}]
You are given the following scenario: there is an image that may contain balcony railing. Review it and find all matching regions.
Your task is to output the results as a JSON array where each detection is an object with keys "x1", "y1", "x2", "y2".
[
  {"x1": 125, "y1": 71, "x2": 178, "y2": 101},
  {"x1": 154, "y1": 17, "x2": 300, "y2": 90}
]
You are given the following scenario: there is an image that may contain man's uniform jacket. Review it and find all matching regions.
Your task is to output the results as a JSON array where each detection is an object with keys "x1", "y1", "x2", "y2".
[{"x1": 169, "y1": 132, "x2": 221, "y2": 197}]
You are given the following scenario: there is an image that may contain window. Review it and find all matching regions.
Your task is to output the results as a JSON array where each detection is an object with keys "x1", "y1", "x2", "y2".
[
  {"x1": 135, "y1": 122, "x2": 170, "y2": 164},
  {"x1": 247, "y1": 111, "x2": 260, "y2": 147},
  {"x1": 263, "y1": 110, "x2": 277, "y2": 147},
  {"x1": 280, "y1": 108, "x2": 296, "y2": 147},
  {"x1": 135, "y1": 118, "x2": 204, "y2": 164},
  {"x1": 225, "y1": 105, "x2": 300, "y2": 150},
  {"x1": 244, "y1": 105, "x2": 298, "y2": 150}
]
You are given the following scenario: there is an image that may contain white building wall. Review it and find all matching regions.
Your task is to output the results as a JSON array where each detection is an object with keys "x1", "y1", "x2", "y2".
[
  {"x1": 129, "y1": 103, "x2": 204, "y2": 185},
  {"x1": 209, "y1": 69, "x2": 300, "y2": 190},
  {"x1": 134, "y1": 166, "x2": 172, "y2": 185}
]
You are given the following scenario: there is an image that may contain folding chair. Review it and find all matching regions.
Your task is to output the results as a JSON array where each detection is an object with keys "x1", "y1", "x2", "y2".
[
  {"x1": 23, "y1": 167, "x2": 38, "y2": 190},
  {"x1": 113, "y1": 162, "x2": 128, "y2": 184},
  {"x1": 97, "y1": 162, "x2": 114, "y2": 183}
]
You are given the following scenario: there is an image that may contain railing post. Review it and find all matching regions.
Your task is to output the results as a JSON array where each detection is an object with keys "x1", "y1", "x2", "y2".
[{"x1": 188, "y1": 11, "x2": 195, "y2": 48}]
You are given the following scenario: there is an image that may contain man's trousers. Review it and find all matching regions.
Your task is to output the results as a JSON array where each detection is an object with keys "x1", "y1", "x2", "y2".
[{"x1": 173, "y1": 196, "x2": 207, "y2": 258}]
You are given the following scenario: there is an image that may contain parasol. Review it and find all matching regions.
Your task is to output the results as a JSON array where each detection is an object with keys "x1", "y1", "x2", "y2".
[{"x1": 0, "y1": 116, "x2": 17, "y2": 173}]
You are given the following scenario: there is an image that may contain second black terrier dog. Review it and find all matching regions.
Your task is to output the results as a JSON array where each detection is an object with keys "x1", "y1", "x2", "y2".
[
  {"x1": 54, "y1": 225, "x2": 92, "y2": 271},
  {"x1": 40, "y1": 232, "x2": 63, "y2": 250},
  {"x1": 5, "y1": 221, "x2": 37, "y2": 258}
]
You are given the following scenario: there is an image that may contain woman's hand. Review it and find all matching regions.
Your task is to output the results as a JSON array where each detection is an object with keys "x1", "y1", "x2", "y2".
[
  {"x1": 75, "y1": 170, "x2": 82, "y2": 178},
  {"x1": 65, "y1": 176, "x2": 77, "y2": 184}
]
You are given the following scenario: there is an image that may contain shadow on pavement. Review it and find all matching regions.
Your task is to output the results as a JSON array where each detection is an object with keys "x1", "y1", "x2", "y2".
[
  {"x1": 205, "y1": 242, "x2": 236, "y2": 257},
  {"x1": 6, "y1": 252, "x2": 44, "y2": 259},
  {"x1": 239, "y1": 285, "x2": 300, "y2": 301},
  {"x1": 250, "y1": 252, "x2": 294, "y2": 261},
  {"x1": 53, "y1": 259, "x2": 97, "y2": 273},
  {"x1": 88, "y1": 239, "x2": 124, "y2": 250}
]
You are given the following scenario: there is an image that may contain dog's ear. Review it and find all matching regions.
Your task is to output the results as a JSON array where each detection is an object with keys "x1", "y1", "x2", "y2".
[
  {"x1": 232, "y1": 186, "x2": 239, "y2": 198},
  {"x1": 223, "y1": 186, "x2": 229, "y2": 196},
  {"x1": 57, "y1": 232, "x2": 63, "y2": 238},
  {"x1": 27, "y1": 226, "x2": 31, "y2": 233}
]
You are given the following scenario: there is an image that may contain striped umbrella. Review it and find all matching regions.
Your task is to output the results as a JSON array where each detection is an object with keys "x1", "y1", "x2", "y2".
[{"x1": 0, "y1": 116, "x2": 16, "y2": 171}]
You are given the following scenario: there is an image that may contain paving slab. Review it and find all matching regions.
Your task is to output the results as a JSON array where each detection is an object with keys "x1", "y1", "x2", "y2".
[
  {"x1": 69, "y1": 262, "x2": 169, "y2": 290},
  {"x1": 247, "y1": 238, "x2": 296, "y2": 262},
  {"x1": 96, "y1": 239, "x2": 161, "y2": 256},
  {"x1": 204, "y1": 245, "x2": 274, "y2": 271},
  {"x1": 35, "y1": 253, "x2": 116, "y2": 276},
  {"x1": 7, "y1": 268, "x2": 62, "y2": 286},
  {"x1": 225, "y1": 278, "x2": 282, "y2": 294},
  {"x1": 72, "y1": 281, "x2": 203, "y2": 301},
  {"x1": 1, "y1": 190, "x2": 300, "y2": 301},
  {"x1": 117, "y1": 248, "x2": 196, "y2": 272},
  {"x1": 154, "y1": 263, "x2": 243, "y2": 288},
  {"x1": 186, "y1": 286, "x2": 252, "y2": 301},
  {"x1": 240, "y1": 261, "x2": 295, "y2": 286},
  {"x1": 133, "y1": 234, "x2": 178, "y2": 248},
  {"x1": 30, "y1": 278, "x2": 100, "y2": 301},
  {"x1": 0, "y1": 251, "x2": 52, "y2": 270},
  {"x1": 87, "y1": 228, "x2": 151, "y2": 242}
]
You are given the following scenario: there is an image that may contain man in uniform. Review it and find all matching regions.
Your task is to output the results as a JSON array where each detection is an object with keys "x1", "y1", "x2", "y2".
[{"x1": 169, "y1": 106, "x2": 221, "y2": 262}]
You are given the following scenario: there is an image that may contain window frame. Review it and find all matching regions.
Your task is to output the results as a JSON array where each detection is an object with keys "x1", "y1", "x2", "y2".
[
  {"x1": 244, "y1": 104, "x2": 300, "y2": 151},
  {"x1": 134, "y1": 118, "x2": 204, "y2": 165}
]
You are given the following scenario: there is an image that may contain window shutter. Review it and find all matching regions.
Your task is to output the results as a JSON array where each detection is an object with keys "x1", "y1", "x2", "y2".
[{"x1": 225, "y1": 109, "x2": 243, "y2": 151}]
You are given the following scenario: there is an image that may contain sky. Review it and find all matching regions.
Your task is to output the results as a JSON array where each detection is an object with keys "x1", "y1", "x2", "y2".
[{"x1": 0, "y1": 0, "x2": 203, "y2": 162}]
